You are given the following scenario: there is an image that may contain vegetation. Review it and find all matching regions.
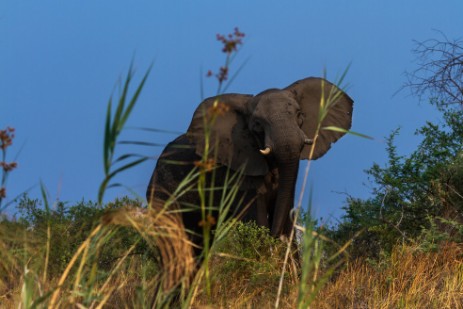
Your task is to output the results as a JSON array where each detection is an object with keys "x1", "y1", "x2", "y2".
[
  {"x1": 313, "y1": 242, "x2": 463, "y2": 308},
  {"x1": 327, "y1": 105, "x2": 463, "y2": 259},
  {"x1": 326, "y1": 34, "x2": 463, "y2": 261},
  {"x1": 1, "y1": 31, "x2": 462, "y2": 308}
]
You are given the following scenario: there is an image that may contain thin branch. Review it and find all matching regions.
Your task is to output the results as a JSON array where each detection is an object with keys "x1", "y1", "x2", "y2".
[{"x1": 403, "y1": 31, "x2": 463, "y2": 107}]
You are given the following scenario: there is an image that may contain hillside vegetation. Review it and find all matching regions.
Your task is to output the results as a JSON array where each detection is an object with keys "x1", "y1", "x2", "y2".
[{"x1": 1, "y1": 32, "x2": 462, "y2": 308}]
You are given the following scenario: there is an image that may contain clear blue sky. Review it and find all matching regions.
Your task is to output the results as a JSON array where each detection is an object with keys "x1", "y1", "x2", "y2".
[{"x1": 2, "y1": 1, "x2": 462, "y2": 222}]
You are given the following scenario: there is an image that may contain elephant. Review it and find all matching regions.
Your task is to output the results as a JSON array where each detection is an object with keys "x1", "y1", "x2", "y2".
[{"x1": 146, "y1": 77, "x2": 353, "y2": 256}]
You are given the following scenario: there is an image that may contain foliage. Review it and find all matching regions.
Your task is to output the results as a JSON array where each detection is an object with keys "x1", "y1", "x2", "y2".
[
  {"x1": 329, "y1": 95, "x2": 463, "y2": 259},
  {"x1": 8, "y1": 195, "x2": 150, "y2": 276},
  {"x1": 2, "y1": 28, "x2": 355, "y2": 308},
  {"x1": 330, "y1": 32, "x2": 463, "y2": 257},
  {"x1": 5, "y1": 26, "x2": 463, "y2": 308},
  {"x1": 1, "y1": 205, "x2": 343, "y2": 308},
  {"x1": 0, "y1": 196, "x2": 163, "y2": 308},
  {"x1": 213, "y1": 221, "x2": 284, "y2": 278},
  {"x1": 191, "y1": 217, "x2": 348, "y2": 308},
  {"x1": 195, "y1": 222, "x2": 294, "y2": 308},
  {"x1": 331, "y1": 108, "x2": 463, "y2": 258}
]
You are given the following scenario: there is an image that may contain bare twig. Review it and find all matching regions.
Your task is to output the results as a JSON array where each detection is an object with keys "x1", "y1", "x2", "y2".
[{"x1": 403, "y1": 31, "x2": 463, "y2": 106}]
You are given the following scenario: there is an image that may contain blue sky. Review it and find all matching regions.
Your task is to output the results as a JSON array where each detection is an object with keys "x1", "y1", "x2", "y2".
[{"x1": 2, "y1": 1, "x2": 462, "y2": 221}]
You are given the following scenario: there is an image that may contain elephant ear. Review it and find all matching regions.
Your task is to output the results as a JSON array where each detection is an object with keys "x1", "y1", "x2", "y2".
[
  {"x1": 186, "y1": 94, "x2": 269, "y2": 176},
  {"x1": 285, "y1": 77, "x2": 354, "y2": 160}
]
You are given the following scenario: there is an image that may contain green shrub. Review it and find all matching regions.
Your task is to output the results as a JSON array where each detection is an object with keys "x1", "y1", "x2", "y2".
[
  {"x1": 2, "y1": 195, "x2": 155, "y2": 276},
  {"x1": 193, "y1": 221, "x2": 294, "y2": 307},
  {"x1": 329, "y1": 107, "x2": 463, "y2": 259}
]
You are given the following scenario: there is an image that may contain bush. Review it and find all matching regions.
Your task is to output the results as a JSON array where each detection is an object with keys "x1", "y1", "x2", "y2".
[
  {"x1": 329, "y1": 106, "x2": 463, "y2": 259},
  {"x1": 2, "y1": 195, "x2": 154, "y2": 276},
  {"x1": 195, "y1": 221, "x2": 295, "y2": 307}
]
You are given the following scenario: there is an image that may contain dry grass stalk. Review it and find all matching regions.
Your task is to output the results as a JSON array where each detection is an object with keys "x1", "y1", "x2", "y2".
[{"x1": 103, "y1": 201, "x2": 196, "y2": 292}]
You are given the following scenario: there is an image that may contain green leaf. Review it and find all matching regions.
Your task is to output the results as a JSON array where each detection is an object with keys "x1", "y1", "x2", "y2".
[
  {"x1": 39, "y1": 181, "x2": 50, "y2": 215},
  {"x1": 99, "y1": 62, "x2": 152, "y2": 205},
  {"x1": 119, "y1": 64, "x2": 153, "y2": 131},
  {"x1": 107, "y1": 158, "x2": 148, "y2": 180},
  {"x1": 113, "y1": 63, "x2": 133, "y2": 136},
  {"x1": 98, "y1": 177, "x2": 110, "y2": 205},
  {"x1": 117, "y1": 140, "x2": 165, "y2": 147},
  {"x1": 30, "y1": 290, "x2": 55, "y2": 309},
  {"x1": 335, "y1": 62, "x2": 351, "y2": 92},
  {"x1": 322, "y1": 126, "x2": 374, "y2": 140},
  {"x1": 126, "y1": 126, "x2": 182, "y2": 135},
  {"x1": 104, "y1": 97, "x2": 113, "y2": 174},
  {"x1": 114, "y1": 153, "x2": 146, "y2": 163}
]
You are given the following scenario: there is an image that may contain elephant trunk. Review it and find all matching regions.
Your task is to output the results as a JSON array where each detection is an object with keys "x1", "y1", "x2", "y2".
[
  {"x1": 270, "y1": 159, "x2": 300, "y2": 237},
  {"x1": 265, "y1": 118, "x2": 306, "y2": 237}
]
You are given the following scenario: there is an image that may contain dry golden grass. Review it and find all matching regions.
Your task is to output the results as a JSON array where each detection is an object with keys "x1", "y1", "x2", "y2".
[
  {"x1": 103, "y1": 203, "x2": 196, "y2": 291},
  {"x1": 2, "y1": 205, "x2": 463, "y2": 308},
  {"x1": 313, "y1": 242, "x2": 463, "y2": 309},
  {"x1": 192, "y1": 248, "x2": 300, "y2": 308},
  {"x1": 0, "y1": 204, "x2": 196, "y2": 308},
  {"x1": 189, "y1": 242, "x2": 463, "y2": 308}
]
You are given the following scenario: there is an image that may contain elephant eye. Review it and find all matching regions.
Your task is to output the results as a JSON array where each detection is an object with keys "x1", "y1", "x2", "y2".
[
  {"x1": 297, "y1": 111, "x2": 304, "y2": 127},
  {"x1": 252, "y1": 121, "x2": 264, "y2": 133}
]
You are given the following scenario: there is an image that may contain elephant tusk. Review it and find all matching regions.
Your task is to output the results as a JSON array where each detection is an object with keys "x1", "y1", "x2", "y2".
[
  {"x1": 259, "y1": 147, "x2": 271, "y2": 155},
  {"x1": 304, "y1": 138, "x2": 314, "y2": 145}
]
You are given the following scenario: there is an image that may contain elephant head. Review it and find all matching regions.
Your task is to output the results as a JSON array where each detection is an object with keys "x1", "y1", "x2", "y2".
[{"x1": 187, "y1": 77, "x2": 353, "y2": 237}]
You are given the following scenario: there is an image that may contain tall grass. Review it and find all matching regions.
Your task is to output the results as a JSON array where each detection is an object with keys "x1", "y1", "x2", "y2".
[
  {"x1": 313, "y1": 242, "x2": 463, "y2": 308},
  {"x1": 0, "y1": 59, "x2": 354, "y2": 308},
  {"x1": 5, "y1": 28, "x2": 455, "y2": 308},
  {"x1": 1, "y1": 60, "x2": 462, "y2": 308}
]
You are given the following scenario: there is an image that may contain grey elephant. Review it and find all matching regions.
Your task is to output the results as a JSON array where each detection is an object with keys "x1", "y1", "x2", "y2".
[{"x1": 147, "y1": 77, "x2": 353, "y2": 255}]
